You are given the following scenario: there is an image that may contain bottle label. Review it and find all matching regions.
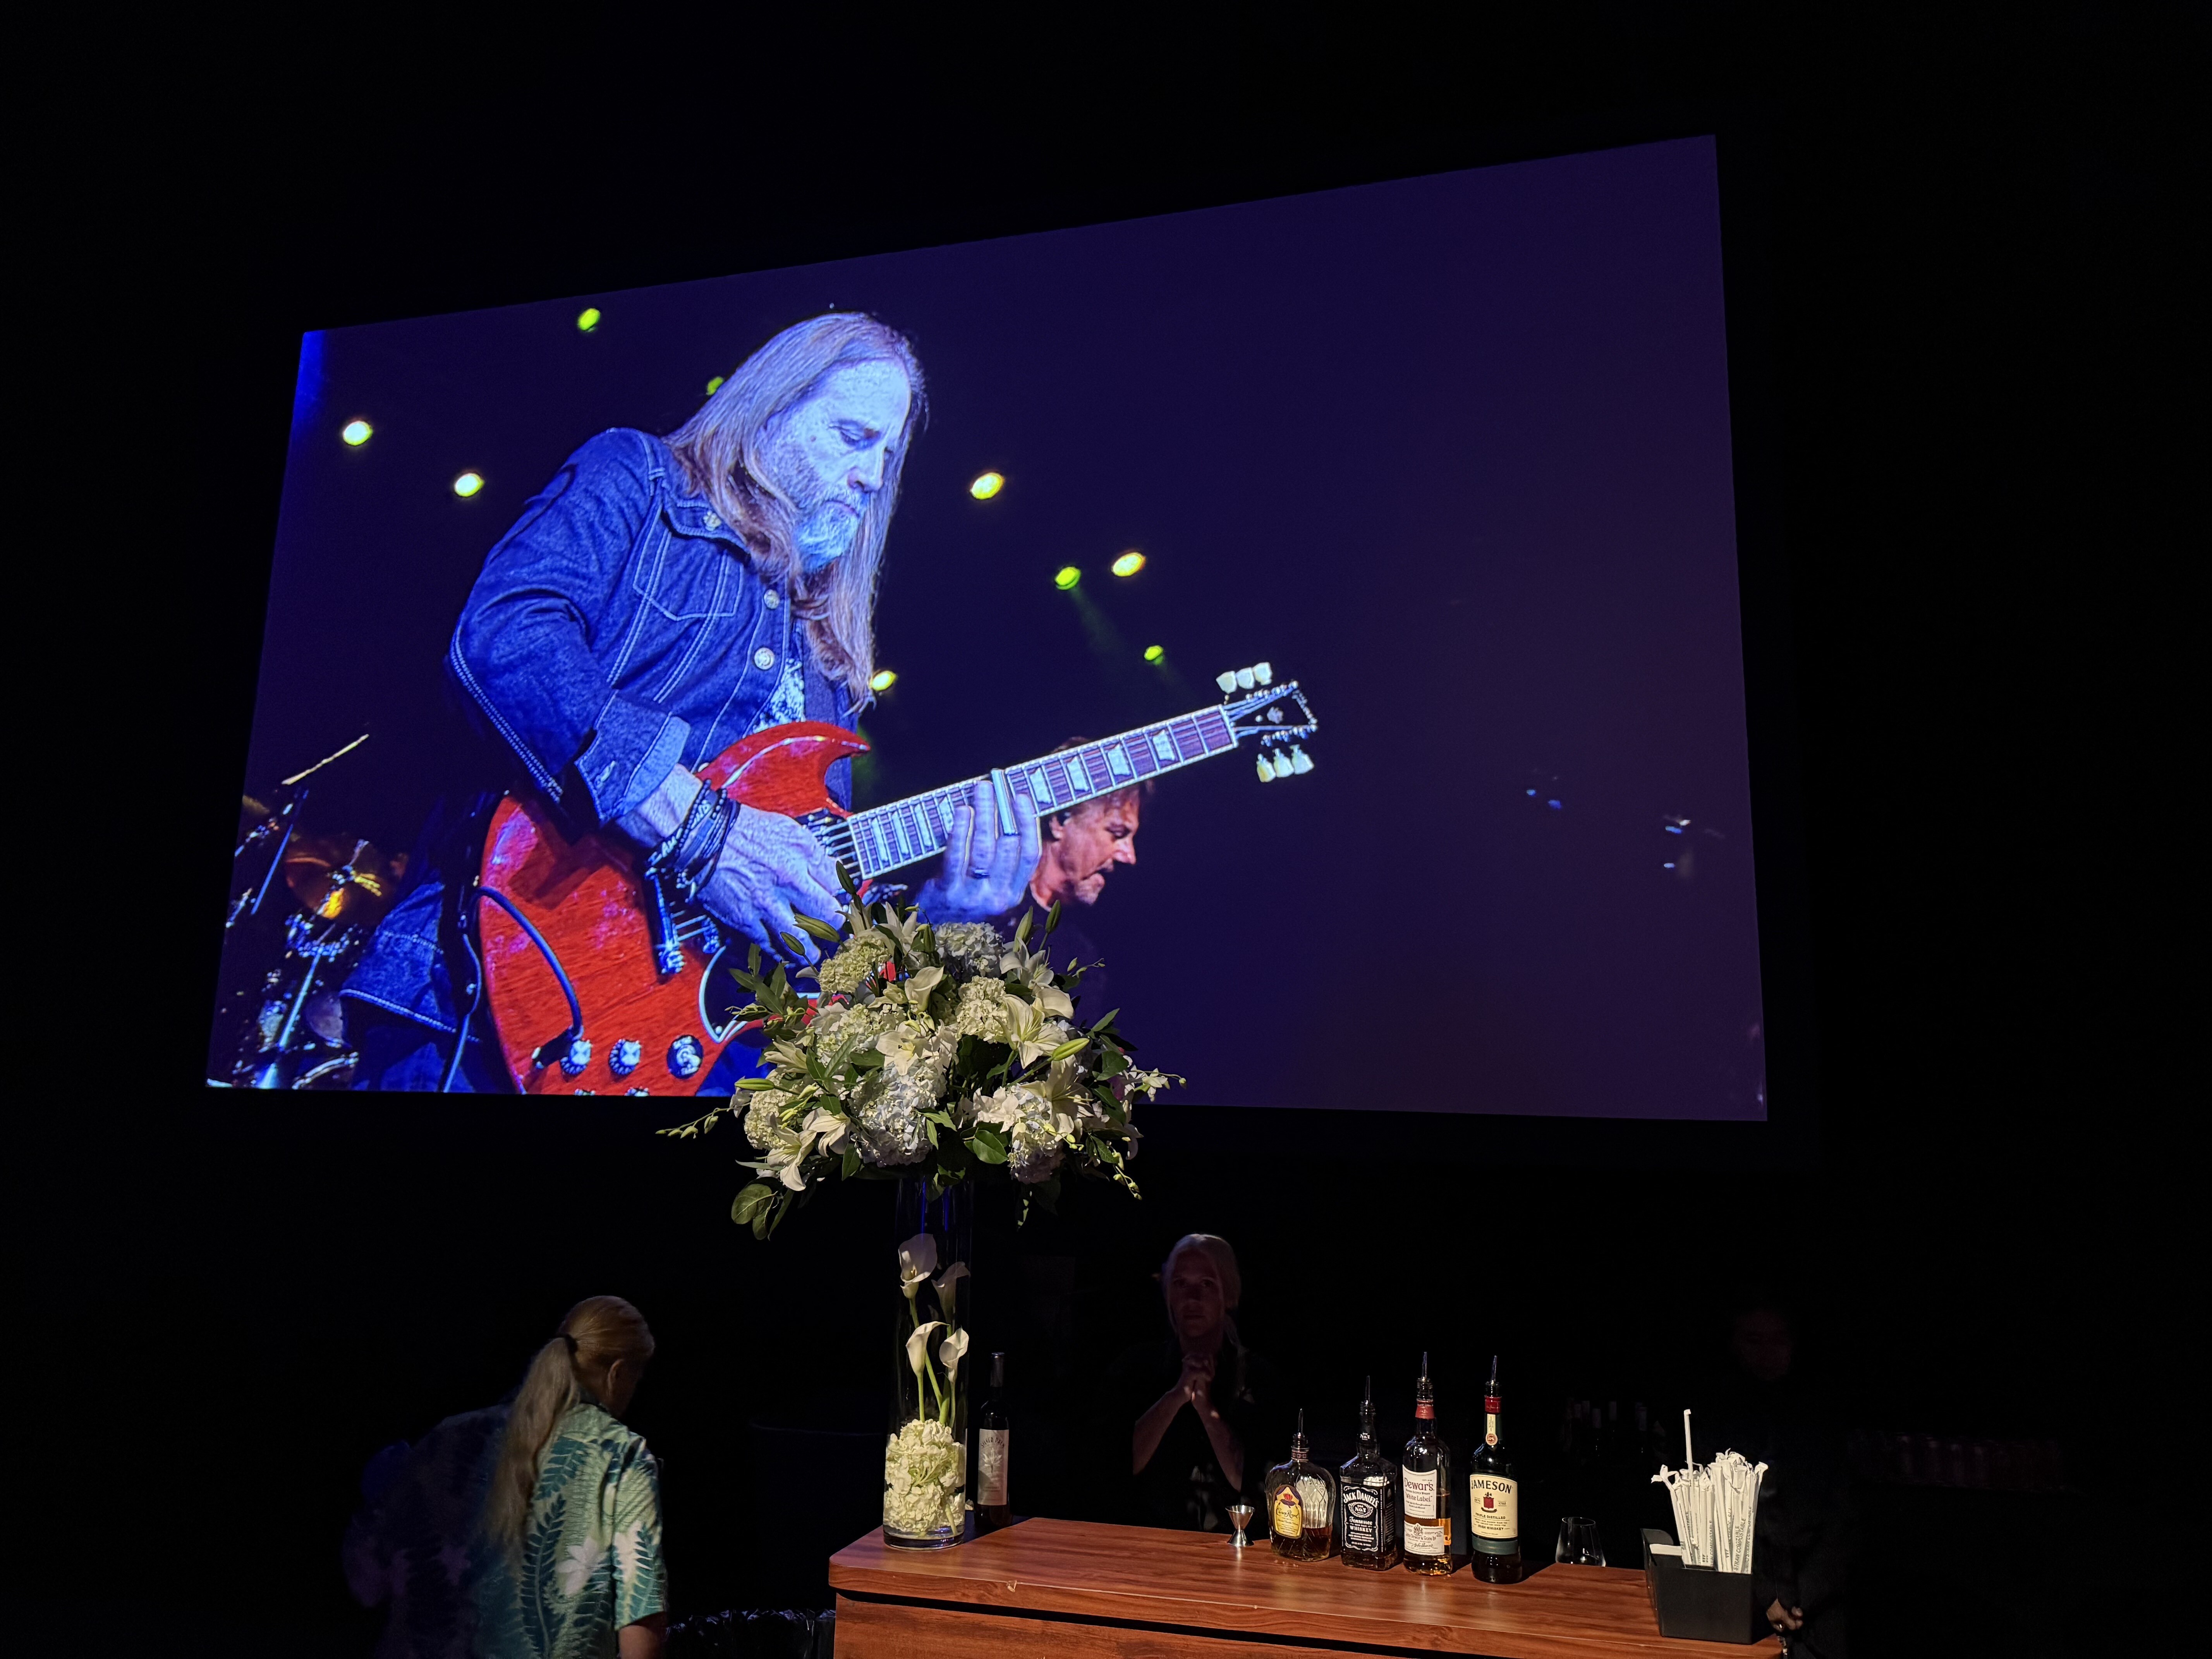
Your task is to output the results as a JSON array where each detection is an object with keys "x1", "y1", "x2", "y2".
[
  {"x1": 1271, "y1": 1485, "x2": 1304, "y2": 1539},
  {"x1": 1485, "y1": 1397, "x2": 1502, "y2": 1446},
  {"x1": 1342, "y1": 1482, "x2": 1382, "y2": 1552},
  {"x1": 1470, "y1": 1474, "x2": 1519, "y2": 1543},
  {"x1": 1402, "y1": 1466, "x2": 1438, "y2": 1519},
  {"x1": 977, "y1": 1429, "x2": 1009, "y2": 1506},
  {"x1": 1405, "y1": 1516, "x2": 1448, "y2": 1557}
]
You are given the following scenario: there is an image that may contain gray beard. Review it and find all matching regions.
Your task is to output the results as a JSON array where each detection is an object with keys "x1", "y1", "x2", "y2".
[{"x1": 793, "y1": 501, "x2": 860, "y2": 572}]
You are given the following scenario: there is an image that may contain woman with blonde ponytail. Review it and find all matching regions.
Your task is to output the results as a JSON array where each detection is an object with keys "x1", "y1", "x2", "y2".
[{"x1": 345, "y1": 1297, "x2": 666, "y2": 1659}]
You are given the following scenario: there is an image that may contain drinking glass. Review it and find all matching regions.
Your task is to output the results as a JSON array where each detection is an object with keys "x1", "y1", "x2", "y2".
[
  {"x1": 1554, "y1": 1517, "x2": 1606, "y2": 1566},
  {"x1": 1227, "y1": 1503, "x2": 1254, "y2": 1549}
]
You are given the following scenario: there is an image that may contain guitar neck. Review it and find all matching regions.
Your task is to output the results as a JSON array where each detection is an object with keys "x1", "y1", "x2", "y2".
[{"x1": 823, "y1": 706, "x2": 1244, "y2": 882}]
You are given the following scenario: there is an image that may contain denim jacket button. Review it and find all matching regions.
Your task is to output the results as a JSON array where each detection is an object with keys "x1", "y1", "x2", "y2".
[
  {"x1": 703, "y1": 511, "x2": 721, "y2": 529},
  {"x1": 753, "y1": 647, "x2": 776, "y2": 671},
  {"x1": 763, "y1": 590, "x2": 780, "y2": 609}
]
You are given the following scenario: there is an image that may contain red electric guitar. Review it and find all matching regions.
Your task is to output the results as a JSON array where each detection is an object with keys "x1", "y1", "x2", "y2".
[{"x1": 477, "y1": 666, "x2": 1317, "y2": 1094}]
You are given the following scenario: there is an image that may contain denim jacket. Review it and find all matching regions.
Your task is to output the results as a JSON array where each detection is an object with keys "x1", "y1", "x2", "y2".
[{"x1": 343, "y1": 428, "x2": 854, "y2": 1036}]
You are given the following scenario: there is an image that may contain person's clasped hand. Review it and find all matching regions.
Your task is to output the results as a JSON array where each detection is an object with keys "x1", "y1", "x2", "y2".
[
  {"x1": 1766, "y1": 1599, "x2": 1804, "y2": 1633},
  {"x1": 1180, "y1": 1350, "x2": 1218, "y2": 1416}
]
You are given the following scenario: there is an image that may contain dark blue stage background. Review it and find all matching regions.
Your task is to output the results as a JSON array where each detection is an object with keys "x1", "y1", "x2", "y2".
[{"x1": 241, "y1": 135, "x2": 1760, "y2": 1118}]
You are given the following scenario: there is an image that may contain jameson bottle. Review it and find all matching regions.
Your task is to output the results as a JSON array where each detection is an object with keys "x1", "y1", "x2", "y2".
[
  {"x1": 1264, "y1": 1410, "x2": 1336, "y2": 1562},
  {"x1": 1401, "y1": 1353, "x2": 1454, "y2": 1575},
  {"x1": 1339, "y1": 1377, "x2": 1401, "y2": 1571},
  {"x1": 976, "y1": 1352, "x2": 1011, "y2": 1533},
  {"x1": 1467, "y1": 1354, "x2": 1522, "y2": 1582}
]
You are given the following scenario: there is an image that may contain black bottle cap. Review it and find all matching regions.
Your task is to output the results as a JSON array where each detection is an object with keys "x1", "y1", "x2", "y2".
[{"x1": 989, "y1": 1352, "x2": 1006, "y2": 1387}]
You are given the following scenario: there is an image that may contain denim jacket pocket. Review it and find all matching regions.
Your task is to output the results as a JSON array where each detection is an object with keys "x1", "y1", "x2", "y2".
[{"x1": 629, "y1": 519, "x2": 744, "y2": 623}]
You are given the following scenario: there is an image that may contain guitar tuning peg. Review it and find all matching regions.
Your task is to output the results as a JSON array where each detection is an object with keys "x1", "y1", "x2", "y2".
[
  {"x1": 1253, "y1": 661, "x2": 1273, "y2": 685},
  {"x1": 1255, "y1": 754, "x2": 1276, "y2": 783},
  {"x1": 1290, "y1": 745, "x2": 1313, "y2": 775},
  {"x1": 1217, "y1": 671, "x2": 1239, "y2": 694},
  {"x1": 1236, "y1": 667, "x2": 1257, "y2": 690},
  {"x1": 1270, "y1": 751, "x2": 1293, "y2": 779}
]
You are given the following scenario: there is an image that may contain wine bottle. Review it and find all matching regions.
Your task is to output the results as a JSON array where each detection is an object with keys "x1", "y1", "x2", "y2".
[
  {"x1": 1401, "y1": 1352, "x2": 1454, "y2": 1575},
  {"x1": 976, "y1": 1351, "x2": 1011, "y2": 1533},
  {"x1": 1467, "y1": 1354, "x2": 1522, "y2": 1582},
  {"x1": 1339, "y1": 1376, "x2": 1401, "y2": 1570}
]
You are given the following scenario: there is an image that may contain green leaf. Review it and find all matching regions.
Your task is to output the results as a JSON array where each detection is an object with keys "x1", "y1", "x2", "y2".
[
  {"x1": 966, "y1": 1130, "x2": 1009, "y2": 1164},
  {"x1": 731, "y1": 1181, "x2": 778, "y2": 1228},
  {"x1": 1090, "y1": 1008, "x2": 1119, "y2": 1035},
  {"x1": 837, "y1": 860, "x2": 860, "y2": 898}
]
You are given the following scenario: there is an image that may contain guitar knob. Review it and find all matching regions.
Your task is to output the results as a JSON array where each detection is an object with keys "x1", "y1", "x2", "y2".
[
  {"x1": 609, "y1": 1038, "x2": 643, "y2": 1077},
  {"x1": 1236, "y1": 667, "x2": 1256, "y2": 690},
  {"x1": 559, "y1": 1036, "x2": 593, "y2": 1079},
  {"x1": 1290, "y1": 746, "x2": 1314, "y2": 774},
  {"x1": 1270, "y1": 751, "x2": 1293, "y2": 779},
  {"x1": 1256, "y1": 755, "x2": 1276, "y2": 783},
  {"x1": 668, "y1": 1035, "x2": 704, "y2": 1078},
  {"x1": 1253, "y1": 661, "x2": 1273, "y2": 685},
  {"x1": 625, "y1": 1087, "x2": 651, "y2": 1097},
  {"x1": 1216, "y1": 671, "x2": 1238, "y2": 694}
]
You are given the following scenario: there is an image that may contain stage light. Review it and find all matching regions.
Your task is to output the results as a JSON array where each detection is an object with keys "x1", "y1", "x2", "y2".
[
  {"x1": 1054, "y1": 565, "x2": 1081, "y2": 590},
  {"x1": 970, "y1": 471, "x2": 1005, "y2": 500},
  {"x1": 1143, "y1": 644, "x2": 1164, "y2": 663},
  {"x1": 453, "y1": 471, "x2": 485, "y2": 498},
  {"x1": 340, "y1": 419, "x2": 373, "y2": 447},
  {"x1": 706, "y1": 375, "x2": 725, "y2": 395},
  {"x1": 577, "y1": 307, "x2": 602, "y2": 333},
  {"x1": 1113, "y1": 550, "x2": 1146, "y2": 577},
  {"x1": 870, "y1": 669, "x2": 898, "y2": 692}
]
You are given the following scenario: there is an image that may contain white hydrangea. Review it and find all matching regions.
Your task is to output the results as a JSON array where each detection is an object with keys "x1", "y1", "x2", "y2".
[
  {"x1": 946, "y1": 979, "x2": 1013, "y2": 1044},
  {"x1": 970, "y1": 1084, "x2": 1073, "y2": 1184},
  {"x1": 852, "y1": 1069, "x2": 933, "y2": 1166},
  {"x1": 933, "y1": 922, "x2": 1007, "y2": 981},
  {"x1": 814, "y1": 933, "x2": 893, "y2": 997},
  {"x1": 883, "y1": 1417, "x2": 965, "y2": 1537},
  {"x1": 743, "y1": 1088, "x2": 798, "y2": 1151}
]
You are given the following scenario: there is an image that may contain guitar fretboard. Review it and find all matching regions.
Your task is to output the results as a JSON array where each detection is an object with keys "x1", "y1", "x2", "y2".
[{"x1": 813, "y1": 706, "x2": 1241, "y2": 881}]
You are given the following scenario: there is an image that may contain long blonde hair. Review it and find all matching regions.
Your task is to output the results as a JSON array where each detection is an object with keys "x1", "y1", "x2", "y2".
[
  {"x1": 485, "y1": 1296, "x2": 656, "y2": 1549},
  {"x1": 665, "y1": 313, "x2": 927, "y2": 704}
]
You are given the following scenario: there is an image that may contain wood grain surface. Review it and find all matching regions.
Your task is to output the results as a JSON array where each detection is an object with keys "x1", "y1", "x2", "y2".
[{"x1": 830, "y1": 1518, "x2": 1781, "y2": 1658}]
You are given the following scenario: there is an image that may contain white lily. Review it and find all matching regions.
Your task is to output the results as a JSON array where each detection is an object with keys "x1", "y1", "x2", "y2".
[
  {"x1": 900, "y1": 964, "x2": 945, "y2": 1005},
  {"x1": 873, "y1": 908, "x2": 927, "y2": 952},
  {"x1": 906, "y1": 1319, "x2": 945, "y2": 1379},
  {"x1": 931, "y1": 1261, "x2": 970, "y2": 1312},
  {"x1": 898, "y1": 1232, "x2": 938, "y2": 1298},
  {"x1": 938, "y1": 1326, "x2": 970, "y2": 1380}
]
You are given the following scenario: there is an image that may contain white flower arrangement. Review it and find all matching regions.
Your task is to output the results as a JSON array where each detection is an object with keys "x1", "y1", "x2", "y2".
[{"x1": 663, "y1": 894, "x2": 1173, "y2": 1238}]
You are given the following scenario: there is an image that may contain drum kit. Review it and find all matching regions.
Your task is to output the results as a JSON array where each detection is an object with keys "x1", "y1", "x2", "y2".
[{"x1": 211, "y1": 735, "x2": 408, "y2": 1090}]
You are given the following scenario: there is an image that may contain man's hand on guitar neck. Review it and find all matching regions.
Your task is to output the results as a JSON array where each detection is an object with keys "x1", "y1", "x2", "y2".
[
  {"x1": 617, "y1": 767, "x2": 844, "y2": 960},
  {"x1": 916, "y1": 779, "x2": 1042, "y2": 926}
]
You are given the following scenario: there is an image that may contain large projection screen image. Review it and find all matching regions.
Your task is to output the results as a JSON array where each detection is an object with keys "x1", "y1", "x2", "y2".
[{"x1": 215, "y1": 135, "x2": 1764, "y2": 1119}]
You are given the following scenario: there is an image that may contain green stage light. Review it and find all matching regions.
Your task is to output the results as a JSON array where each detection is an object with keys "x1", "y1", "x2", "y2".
[
  {"x1": 870, "y1": 669, "x2": 898, "y2": 692},
  {"x1": 1113, "y1": 550, "x2": 1146, "y2": 577},
  {"x1": 577, "y1": 307, "x2": 602, "y2": 332},
  {"x1": 340, "y1": 419, "x2": 373, "y2": 447},
  {"x1": 970, "y1": 471, "x2": 1005, "y2": 500},
  {"x1": 1143, "y1": 644, "x2": 1165, "y2": 663},
  {"x1": 1054, "y1": 566, "x2": 1081, "y2": 590},
  {"x1": 453, "y1": 471, "x2": 485, "y2": 498},
  {"x1": 705, "y1": 375, "x2": 725, "y2": 395}
]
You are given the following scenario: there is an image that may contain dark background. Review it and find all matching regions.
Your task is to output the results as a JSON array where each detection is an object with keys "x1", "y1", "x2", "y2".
[
  {"x1": 40, "y1": 8, "x2": 2186, "y2": 1657},
  {"x1": 233, "y1": 135, "x2": 1763, "y2": 1120}
]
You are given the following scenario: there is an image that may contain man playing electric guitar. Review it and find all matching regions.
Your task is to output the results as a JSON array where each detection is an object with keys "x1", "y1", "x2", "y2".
[{"x1": 342, "y1": 314, "x2": 1039, "y2": 1092}]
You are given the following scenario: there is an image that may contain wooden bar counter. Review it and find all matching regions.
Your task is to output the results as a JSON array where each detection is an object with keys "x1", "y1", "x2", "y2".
[{"x1": 830, "y1": 1518, "x2": 1781, "y2": 1657}]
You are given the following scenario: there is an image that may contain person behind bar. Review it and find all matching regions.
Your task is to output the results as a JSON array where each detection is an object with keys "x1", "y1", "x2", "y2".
[
  {"x1": 343, "y1": 1296, "x2": 666, "y2": 1659},
  {"x1": 991, "y1": 739, "x2": 1152, "y2": 1025},
  {"x1": 1101, "y1": 1235, "x2": 1286, "y2": 1531}
]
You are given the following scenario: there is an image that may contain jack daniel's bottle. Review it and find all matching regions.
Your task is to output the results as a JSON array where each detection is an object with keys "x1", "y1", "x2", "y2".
[
  {"x1": 1467, "y1": 1354, "x2": 1522, "y2": 1582},
  {"x1": 1401, "y1": 1353, "x2": 1454, "y2": 1575},
  {"x1": 1264, "y1": 1410, "x2": 1336, "y2": 1562},
  {"x1": 1339, "y1": 1377, "x2": 1401, "y2": 1570}
]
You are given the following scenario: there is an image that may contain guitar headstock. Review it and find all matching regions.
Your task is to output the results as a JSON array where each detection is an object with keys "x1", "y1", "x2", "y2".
[{"x1": 1215, "y1": 662, "x2": 1319, "y2": 781}]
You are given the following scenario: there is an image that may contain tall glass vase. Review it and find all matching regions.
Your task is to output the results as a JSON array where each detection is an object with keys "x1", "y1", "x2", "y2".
[{"x1": 884, "y1": 1177, "x2": 974, "y2": 1548}]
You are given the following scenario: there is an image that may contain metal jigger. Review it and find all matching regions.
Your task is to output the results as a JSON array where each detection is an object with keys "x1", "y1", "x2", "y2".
[{"x1": 1227, "y1": 1503, "x2": 1254, "y2": 1549}]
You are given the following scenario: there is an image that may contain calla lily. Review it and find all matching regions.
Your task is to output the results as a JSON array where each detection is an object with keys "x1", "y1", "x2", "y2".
[
  {"x1": 898, "y1": 1232, "x2": 938, "y2": 1298},
  {"x1": 905, "y1": 1320, "x2": 945, "y2": 1378},
  {"x1": 938, "y1": 1326, "x2": 970, "y2": 1378},
  {"x1": 902, "y1": 964, "x2": 945, "y2": 1004},
  {"x1": 932, "y1": 1261, "x2": 970, "y2": 1311}
]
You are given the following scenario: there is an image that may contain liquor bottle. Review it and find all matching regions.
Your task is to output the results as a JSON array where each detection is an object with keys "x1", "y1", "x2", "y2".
[
  {"x1": 1401, "y1": 1352, "x2": 1453, "y2": 1575},
  {"x1": 1263, "y1": 1409, "x2": 1336, "y2": 1562},
  {"x1": 1339, "y1": 1376, "x2": 1401, "y2": 1570},
  {"x1": 1467, "y1": 1354, "x2": 1522, "y2": 1582},
  {"x1": 976, "y1": 1351, "x2": 1011, "y2": 1533}
]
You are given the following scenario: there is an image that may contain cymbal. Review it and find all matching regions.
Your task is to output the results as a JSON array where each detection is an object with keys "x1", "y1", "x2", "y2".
[{"x1": 282, "y1": 834, "x2": 409, "y2": 925}]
